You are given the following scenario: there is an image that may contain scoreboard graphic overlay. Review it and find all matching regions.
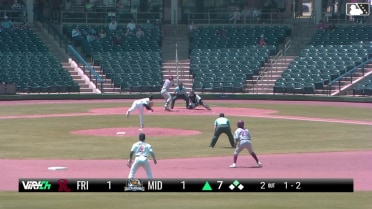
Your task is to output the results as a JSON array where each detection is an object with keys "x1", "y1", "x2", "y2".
[{"x1": 19, "y1": 178, "x2": 353, "y2": 192}]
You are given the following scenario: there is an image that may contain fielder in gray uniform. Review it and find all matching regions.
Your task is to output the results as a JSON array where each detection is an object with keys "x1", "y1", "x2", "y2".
[
  {"x1": 127, "y1": 133, "x2": 158, "y2": 179},
  {"x1": 160, "y1": 76, "x2": 174, "y2": 111},
  {"x1": 229, "y1": 120, "x2": 262, "y2": 168},
  {"x1": 171, "y1": 82, "x2": 189, "y2": 109}
]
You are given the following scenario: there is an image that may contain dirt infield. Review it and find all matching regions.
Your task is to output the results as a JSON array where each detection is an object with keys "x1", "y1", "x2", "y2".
[
  {"x1": 0, "y1": 99, "x2": 371, "y2": 191},
  {"x1": 1, "y1": 151, "x2": 371, "y2": 191},
  {"x1": 71, "y1": 127, "x2": 202, "y2": 137}
]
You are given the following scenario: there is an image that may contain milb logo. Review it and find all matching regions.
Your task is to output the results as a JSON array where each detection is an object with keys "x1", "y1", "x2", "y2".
[{"x1": 346, "y1": 3, "x2": 370, "y2": 16}]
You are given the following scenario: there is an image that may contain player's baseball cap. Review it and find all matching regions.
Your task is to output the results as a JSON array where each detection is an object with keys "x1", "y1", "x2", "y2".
[
  {"x1": 139, "y1": 133, "x2": 146, "y2": 141},
  {"x1": 219, "y1": 113, "x2": 224, "y2": 117},
  {"x1": 148, "y1": 95, "x2": 153, "y2": 100}
]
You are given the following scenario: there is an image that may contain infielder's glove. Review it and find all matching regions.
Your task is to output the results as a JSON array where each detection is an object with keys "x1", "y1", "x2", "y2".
[{"x1": 127, "y1": 160, "x2": 131, "y2": 168}]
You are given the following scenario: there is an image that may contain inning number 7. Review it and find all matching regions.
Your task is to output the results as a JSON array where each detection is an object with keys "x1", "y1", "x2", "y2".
[{"x1": 217, "y1": 181, "x2": 223, "y2": 190}]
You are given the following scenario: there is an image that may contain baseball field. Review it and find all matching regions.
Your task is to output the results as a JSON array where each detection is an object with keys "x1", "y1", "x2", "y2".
[{"x1": 0, "y1": 99, "x2": 371, "y2": 209}]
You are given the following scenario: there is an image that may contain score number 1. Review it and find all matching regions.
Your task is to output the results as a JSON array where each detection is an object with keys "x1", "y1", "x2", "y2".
[
  {"x1": 180, "y1": 180, "x2": 224, "y2": 190},
  {"x1": 107, "y1": 181, "x2": 111, "y2": 190},
  {"x1": 181, "y1": 181, "x2": 185, "y2": 190}
]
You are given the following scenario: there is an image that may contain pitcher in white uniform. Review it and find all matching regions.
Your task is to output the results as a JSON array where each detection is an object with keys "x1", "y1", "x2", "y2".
[
  {"x1": 160, "y1": 76, "x2": 174, "y2": 111},
  {"x1": 126, "y1": 96, "x2": 154, "y2": 129},
  {"x1": 127, "y1": 133, "x2": 158, "y2": 179}
]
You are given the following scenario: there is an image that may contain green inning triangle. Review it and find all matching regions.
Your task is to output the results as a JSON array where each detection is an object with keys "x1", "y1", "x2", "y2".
[{"x1": 202, "y1": 181, "x2": 213, "y2": 191}]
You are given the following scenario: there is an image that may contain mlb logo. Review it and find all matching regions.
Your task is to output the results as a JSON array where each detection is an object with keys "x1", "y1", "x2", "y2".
[{"x1": 346, "y1": 3, "x2": 370, "y2": 16}]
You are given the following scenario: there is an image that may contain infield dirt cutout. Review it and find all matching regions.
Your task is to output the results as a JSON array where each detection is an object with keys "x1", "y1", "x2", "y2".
[
  {"x1": 71, "y1": 127, "x2": 202, "y2": 137},
  {"x1": 71, "y1": 106, "x2": 277, "y2": 137}
]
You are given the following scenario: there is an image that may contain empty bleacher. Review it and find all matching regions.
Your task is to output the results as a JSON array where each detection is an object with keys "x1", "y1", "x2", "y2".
[
  {"x1": 62, "y1": 23, "x2": 163, "y2": 93},
  {"x1": 353, "y1": 75, "x2": 372, "y2": 96},
  {"x1": 0, "y1": 29, "x2": 80, "y2": 94},
  {"x1": 189, "y1": 25, "x2": 291, "y2": 93},
  {"x1": 92, "y1": 51, "x2": 162, "y2": 93},
  {"x1": 190, "y1": 46, "x2": 272, "y2": 93},
  {"x1": 274, "y1": 25, "x2": 372, "y2": 95}
]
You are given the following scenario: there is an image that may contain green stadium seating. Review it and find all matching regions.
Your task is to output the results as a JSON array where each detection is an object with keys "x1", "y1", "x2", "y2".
[
  {"x1": 274, "y1": 25, "x2": 372, "y2": 95},
  {"x1": 353, "y1": 75, "x2": 372, "y2": 96},
  {"x1": 0, "y1": 29, "x2": 79, "y2": 94},
  {"x1": 92, "y1": 51, "x2": 162, "y2": 93},
  {"x1": 189, "y1": 25, "x2": 291, "y2": 93},
  {"x1": 62, "y1": 23, "x2": 163, "y2": 93}
]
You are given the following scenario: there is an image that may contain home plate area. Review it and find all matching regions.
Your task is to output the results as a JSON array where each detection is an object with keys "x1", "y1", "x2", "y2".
[{"x1": 71, "y1": 127, "x2": 202, "y2": 137}]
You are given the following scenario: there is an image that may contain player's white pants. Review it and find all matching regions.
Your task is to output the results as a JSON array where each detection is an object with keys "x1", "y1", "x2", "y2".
[
  {"x1": 128, "y1": 101, "x2": 145, "y2": 127},
  {"x1": 234, "y1": 140, "x2": 253, "y2": 155},
  {"x1": 128, "y1": 156, "x2": 153, "y2": 179},
  {"x1": 160, "y1": 89, "x2": 171, "y2": 107}
]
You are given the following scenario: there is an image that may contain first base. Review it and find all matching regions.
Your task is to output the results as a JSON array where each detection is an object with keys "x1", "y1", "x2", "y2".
[
  {"x1": 48, "y1": 166, "x2": 67, "y2": 171},
  {"x1": 116, "y1": 131, "x2": 126, "y2": 135}
]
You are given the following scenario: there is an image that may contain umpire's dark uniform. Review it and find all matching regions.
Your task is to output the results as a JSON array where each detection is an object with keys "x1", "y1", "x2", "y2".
[
  {"x1": 171, "y1": 83, "x2": 189, "y2": 109},
  {"x1": 209, "y1": 113, "x2": 234, "y2": 148}
]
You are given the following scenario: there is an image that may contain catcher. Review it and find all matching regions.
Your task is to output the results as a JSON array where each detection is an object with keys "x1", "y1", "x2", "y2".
[
  {"x1": 171, "y1": 82, "x2": 189, "y2": 109},
  {"x1": 186, "y1": 90, "x2": 211, "y2": 110},
  {"x1": 126, "y1": 96, "x2": 154, "y2": 129}
]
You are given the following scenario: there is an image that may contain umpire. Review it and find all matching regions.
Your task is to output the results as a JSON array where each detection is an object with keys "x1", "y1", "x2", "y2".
[
  {"x1": 171, "y1": 82, "x2": 189, "y2": 109},
  {"x1": 209, "y1": 113, "x2": 235, "y2": 148}
]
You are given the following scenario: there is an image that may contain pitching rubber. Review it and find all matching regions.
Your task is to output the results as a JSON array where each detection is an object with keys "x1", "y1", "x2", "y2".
[
  {"x1": 116, "y1": 131, "x2": 127, "y2": 135},
  {"x1": 48, "y1": 166, "x2": 67, "y2": 171}
]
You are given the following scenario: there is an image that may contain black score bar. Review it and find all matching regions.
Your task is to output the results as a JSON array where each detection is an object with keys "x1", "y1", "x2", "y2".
[{"x1": 18, "y1": 178, "x2": 353, "y2": 192}]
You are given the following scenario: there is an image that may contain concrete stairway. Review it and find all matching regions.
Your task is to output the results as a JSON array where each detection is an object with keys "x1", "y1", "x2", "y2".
[
  {"x1": 161, "y1": 24, "x2": 190, "y2": 61},
  {"x1": 247, "y1": 56, "x2": 295, "y2": 94},
  {"x1": 162, "y1": 60, "x2": 193, "y2": 92},
  {"x1": 327, "y1": 64, "x2": 372, "y2": 96},
  {"x1": 30, "y1": 22, "x2": 69, "y2": 61},
  {"x1": 31, "y1": 22, "x2": 95, "y2": 93},
  {"x1": 62, "y1": 62, "x2": 94, "y2": 93},
  {"x1": 159, "y1": 24, "x2": 192, "y2": 92},
  {"x1": 89, "y1": 66, "x2": 124, "y2": 94},
  {"x1": 285, "y1": 22, "x2": 318, "y2": 56}
]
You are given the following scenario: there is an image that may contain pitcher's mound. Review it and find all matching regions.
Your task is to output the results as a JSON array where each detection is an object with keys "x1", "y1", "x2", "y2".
[{"x1": 71, "y1": 127, "x2": 202, "y2": 137}]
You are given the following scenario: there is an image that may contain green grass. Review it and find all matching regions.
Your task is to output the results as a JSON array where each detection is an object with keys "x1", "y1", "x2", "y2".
[
  {"x1": 223, "y1": 103, "x2": 372, "y2": 121},
  {"x1": 0, "y1": 100, "x2": 371, "y2": 208},
  {"x1": 0, "y1": 115, "x2": 371, "y2": 159},
  {"x1": 0, "y1": 192, "x2": 371, "y2": 209},
  {"x1": 1, "y1": 102, "x2": 372, "y2": 121},
  {"x1": 0, "y1": 103, "x2": 124, "y2": 116}
]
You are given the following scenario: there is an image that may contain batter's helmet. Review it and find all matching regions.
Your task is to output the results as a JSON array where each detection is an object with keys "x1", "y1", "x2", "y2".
[
  {"x1": 169, "y1": 76, "x2": 174, "y2": 81},
  {"x1": 237, "y1": 120, "x2": 244, "y2": 128}
]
